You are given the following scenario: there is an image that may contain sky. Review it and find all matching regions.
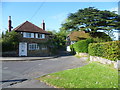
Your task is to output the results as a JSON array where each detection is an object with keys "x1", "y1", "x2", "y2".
[{"x1": 1, "y1": 2, "x2": 119, "y2": 33}]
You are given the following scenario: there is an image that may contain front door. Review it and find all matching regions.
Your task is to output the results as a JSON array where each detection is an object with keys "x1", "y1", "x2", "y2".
[{"x1": 19, "y1": 42, "x2": 27, "y2": 56}]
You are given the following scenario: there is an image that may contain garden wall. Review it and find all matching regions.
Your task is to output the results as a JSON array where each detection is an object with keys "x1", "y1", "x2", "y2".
[
  {"x1": 89, "y1": 56, "x2": 119, "y2": 69},
  {"x1": 88, "y1": 41, "x2": 120, "y2": 69}
]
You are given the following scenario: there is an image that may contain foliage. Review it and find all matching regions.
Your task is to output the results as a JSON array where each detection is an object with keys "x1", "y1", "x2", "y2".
[
  {"x1": 73, "y1": 38, "x2": 93, "y2": 53},
  {"x1": 92, "y1": 32, "x2": 112, "y2": 42},
  {"x1": 2, "y1": 31, "x2": 22, "y2": 52},
  {"x1": 61, "y1": 7, "x2": 120, "y2": 34},
  {"x1": 70, "y1": 44, "x2": 75, "y2": 54},
  {"x1": 88, "y1": 41, "x2": 120, "y2": 61},
  {"x1": 47, "y1": 30, "x2": 67, "y2": 54},
  {"x1": 38, "y1": 62, "x2": 118, "y2": 88}
]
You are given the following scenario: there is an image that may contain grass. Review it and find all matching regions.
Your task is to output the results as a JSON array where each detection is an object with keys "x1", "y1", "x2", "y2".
[
  {"x1": 37, "y1": 62, "x2": 118, "y2": 88},
  {"x1": 118, "y1": 71, "x2": 120, "y2": 89},
  {"x1": 75, "y1": 54, "x2": 88, "y2": 58}
]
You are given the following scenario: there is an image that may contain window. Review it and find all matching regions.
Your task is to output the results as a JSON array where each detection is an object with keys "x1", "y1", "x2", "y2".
[
  {"x1": 23, "y1": 32, "x2": 34, "y2": 38},
  {"x1": 35, "y1": 33, "x2": 38, "y2": 38},
  {"x1": 29, "y1": 43, "x2": 39, "y2": 50},
  {"x1": 38, "y1": 34, "x2": 42, "y2": 38},
  {"x1": 41, "y1": 46, "x2": 47, "y2": 50},
  {"x1": 35, "y1": 33, "x2": 45, "y2": 39},
  {"x1": 26, "y1": 33, "x2": 31, "y2": 38}
]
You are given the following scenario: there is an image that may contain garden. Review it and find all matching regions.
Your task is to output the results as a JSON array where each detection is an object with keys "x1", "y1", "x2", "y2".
[{"x1": 36, "y1": 7, "x2": 120, "y2": 89}]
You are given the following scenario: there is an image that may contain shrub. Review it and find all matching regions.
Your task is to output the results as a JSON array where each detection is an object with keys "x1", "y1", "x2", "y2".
[
  {"x1": 73, "y1": 38, "x2": 93, "y2": 53},
  {"x1": 2, "y1": 31, "x2": 22, "y2": 52},
  {"x1": 70, "y1": 44, "x2": 75, "y2": 54},
  {"x1": 88, "y1": 41, "x2": 120, "y2": 61}
]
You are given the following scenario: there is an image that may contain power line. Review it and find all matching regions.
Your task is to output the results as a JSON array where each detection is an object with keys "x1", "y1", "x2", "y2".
[{"x1": 29, "y1": 1, "x2": 46, "y2": 21}]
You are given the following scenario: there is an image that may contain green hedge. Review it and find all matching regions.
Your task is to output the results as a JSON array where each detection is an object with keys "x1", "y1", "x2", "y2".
[
  {"x1": 70, "y1": 44, "x2": 75, "y2": 54},
  {"x1": 73, "y1": 39, "x2": 93, "y2": 53},
  {"x1": 88, "y1": 41, "x2": 120, "y2": 61}
]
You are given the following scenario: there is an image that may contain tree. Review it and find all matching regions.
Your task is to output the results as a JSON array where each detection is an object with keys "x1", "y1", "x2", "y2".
[
  {"x1": 47, "y1": 30, "x2": 67, "y2": 54},
  {"x1": 2, "y1": 31, "x2": 22, "y2": 52},
  {"x1": 61, "y1": 7, "x2": 120, "y2": 36}
]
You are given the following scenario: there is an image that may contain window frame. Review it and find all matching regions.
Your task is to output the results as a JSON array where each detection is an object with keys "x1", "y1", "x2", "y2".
[{"x1": 28, "y1": 43, "x2": 39, "y2": 50}]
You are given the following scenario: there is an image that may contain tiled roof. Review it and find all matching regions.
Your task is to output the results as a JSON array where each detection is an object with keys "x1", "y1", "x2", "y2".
[
  {"x1": 69, "y1": 31, "x2": 90, "y2": 41},
  {"x1": 13, "y1": 21, "x2": 50, "y2": 34}
]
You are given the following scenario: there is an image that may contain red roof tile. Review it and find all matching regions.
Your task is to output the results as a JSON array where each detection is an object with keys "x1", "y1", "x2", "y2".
[{"x1": 13, "y1": 21, "x2": 50, "y2": 34}]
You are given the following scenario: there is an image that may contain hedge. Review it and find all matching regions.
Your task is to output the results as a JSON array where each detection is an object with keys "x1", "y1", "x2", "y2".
[
  {"x1": 73, "y1": 39, "x2": 93, "y2": 53},
  {"x1": 88, "y1": 41, "x2": 120, "y2": 61}
]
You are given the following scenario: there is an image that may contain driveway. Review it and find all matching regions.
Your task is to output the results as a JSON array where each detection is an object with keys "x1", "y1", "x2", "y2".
[{"x1": 2, "y1": 56, "x2": 88, "y2": 88}]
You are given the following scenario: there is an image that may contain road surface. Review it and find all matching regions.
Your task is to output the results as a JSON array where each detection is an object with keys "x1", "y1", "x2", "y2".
[{"x1": 1, "y1": 56, "x2": 88, "y2": 88}]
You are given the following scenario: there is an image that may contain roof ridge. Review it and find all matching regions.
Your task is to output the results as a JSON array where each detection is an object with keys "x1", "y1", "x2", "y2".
[
  {"x1": 26, "y1": 21, "x2": 43, "y2": 30},
  {"x1": 13, "y1": 21, "x2": 50, "y2": 34},
  {"x1": 14, "y1": 21, "x2": 28, "y2": 31}
]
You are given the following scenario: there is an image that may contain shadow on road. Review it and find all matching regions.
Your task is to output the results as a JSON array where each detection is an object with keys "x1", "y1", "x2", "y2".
[
  {"x1": 0, "y1": 79, "x2": 28, "y2": 83},
  {"x1": 56, "y1": 51, "x2": 75, "y2": 57}
]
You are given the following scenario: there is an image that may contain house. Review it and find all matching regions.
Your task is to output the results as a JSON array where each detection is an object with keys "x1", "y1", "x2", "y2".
[
  {"x1": 66, "y1": 31, "x2": 90, "y2": 51},
  {"x1": 66, "y1": 31, "x2": 90, "y2": 46},
  {"x1": 8, "y1": 16, "x2": 51, "y2": 56},
  {"x1": 97, "y1": 30, "x2": 120, "y2": 41},
  {"x1": 66, "y1": 30, "x2": 112, "y2": 52},
  {"x1": 113, "y1": 30, "x2": 120, "y2": 40}
]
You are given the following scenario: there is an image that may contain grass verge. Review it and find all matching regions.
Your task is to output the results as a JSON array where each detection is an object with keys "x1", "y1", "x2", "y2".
[{"x1": 37, "y1": 62, "x2": 118, "y2": 88}]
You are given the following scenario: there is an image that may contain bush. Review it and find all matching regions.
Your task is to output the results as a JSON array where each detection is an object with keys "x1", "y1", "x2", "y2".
[
  {"x1": 88, "y1": 41, "x2": 120, "y2": 61},
  {"x1": 73, "y1": 38, "x2": 93, "y2": 53},
  {"x1": 70, "y1": 44, "x2": 75, "y2": 54},
  {"x1": 2, "y1": 31, "x2": 22, "y2": 52}
]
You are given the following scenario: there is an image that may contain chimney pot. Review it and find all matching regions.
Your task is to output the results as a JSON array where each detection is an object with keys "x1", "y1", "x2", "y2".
[
  {"x1": 8, "y1": 16, "x2": 11, "y2": 20},
  {"x1": 41, "y1": 20, "x2": 45, "y2": 30},
  {"x1": 8, "y1": 16, "x2": 12, "y2": 32}
]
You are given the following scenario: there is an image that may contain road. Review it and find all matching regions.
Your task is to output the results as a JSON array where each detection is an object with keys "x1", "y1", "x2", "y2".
[{"x1": 1, "y1": 56, "x2": 88, "y2": 88}]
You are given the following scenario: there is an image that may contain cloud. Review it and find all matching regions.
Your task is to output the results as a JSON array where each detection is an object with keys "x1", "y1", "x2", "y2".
[{"x1": 109, "y1": 7, "x2": 118, "y2": 14}]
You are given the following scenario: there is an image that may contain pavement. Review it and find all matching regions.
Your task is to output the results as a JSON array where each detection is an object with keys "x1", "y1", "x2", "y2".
[{"x1": 0, "y1": 56, "x2": 58, "y2": 61}]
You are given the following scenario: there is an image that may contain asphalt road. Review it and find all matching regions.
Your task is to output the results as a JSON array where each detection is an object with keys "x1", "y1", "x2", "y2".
[{"x1": 1, "y1": 56, "x2": 88, "y2": 88}]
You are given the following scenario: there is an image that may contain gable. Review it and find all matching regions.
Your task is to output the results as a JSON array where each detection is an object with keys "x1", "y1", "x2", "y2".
[{"x1": 13, "y1": 21, "x2": 50, "y2": 34}]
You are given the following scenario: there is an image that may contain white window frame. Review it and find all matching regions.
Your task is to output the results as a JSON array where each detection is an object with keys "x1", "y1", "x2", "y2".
[
  {"x1": 35, "y1": 33, "x2": 38, "y2": 38},
  {"x1": 23, "y1": 32, "x2": 34, "y2": 38},
  {"x1": 42, "y1": 34, "x2": 45, "y2": 39},
  {"x1": 23, "y1": 32, "x2": 26, "y2": 37},
  {"x1": 29, "y1": 43, "x2": 39, "y2": 50},
  {"x1": 41, "y1": 45, "x2": 47, "y2": 50},
  {"x1": 37, "y1": 34, "x2": 45, "y2": 39}
]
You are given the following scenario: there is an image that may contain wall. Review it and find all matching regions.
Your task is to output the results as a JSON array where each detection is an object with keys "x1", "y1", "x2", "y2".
[{"x1": 90, "y1": 56, "x2": 119, "y2": 70}]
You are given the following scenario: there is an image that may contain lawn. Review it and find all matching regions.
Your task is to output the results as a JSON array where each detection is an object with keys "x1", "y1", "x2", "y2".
[{"x1": 37, "y1": 62, "x2": 118, "y2": 88}]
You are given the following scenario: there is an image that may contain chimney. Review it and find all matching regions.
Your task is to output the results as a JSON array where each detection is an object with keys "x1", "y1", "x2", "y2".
[
  {"x1": 8, "y1": 16, "x2": 12, "y2": 32},
  {"x1": 41, "y1": 20, "x2": 45, "y2": 30}
]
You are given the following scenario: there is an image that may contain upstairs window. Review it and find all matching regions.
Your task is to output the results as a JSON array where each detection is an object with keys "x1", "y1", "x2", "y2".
[
  {"x1": 23, "y1": 32, "x2": 34, "y2": 38},
  {"x1": 26, "y1": 33, "x2": 31, "y2": 38},
  {"x1": 35, "y1": 33, "x2": 45, "y2": 39}
]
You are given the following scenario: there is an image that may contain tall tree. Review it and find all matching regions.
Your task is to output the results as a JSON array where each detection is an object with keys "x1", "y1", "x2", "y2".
[
  {"x1": 61, "y1": 7, "x2": 120, "y2": 34},
  {"x1": 47, "y1": 30, "x2": 67, "y2": 54}
]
